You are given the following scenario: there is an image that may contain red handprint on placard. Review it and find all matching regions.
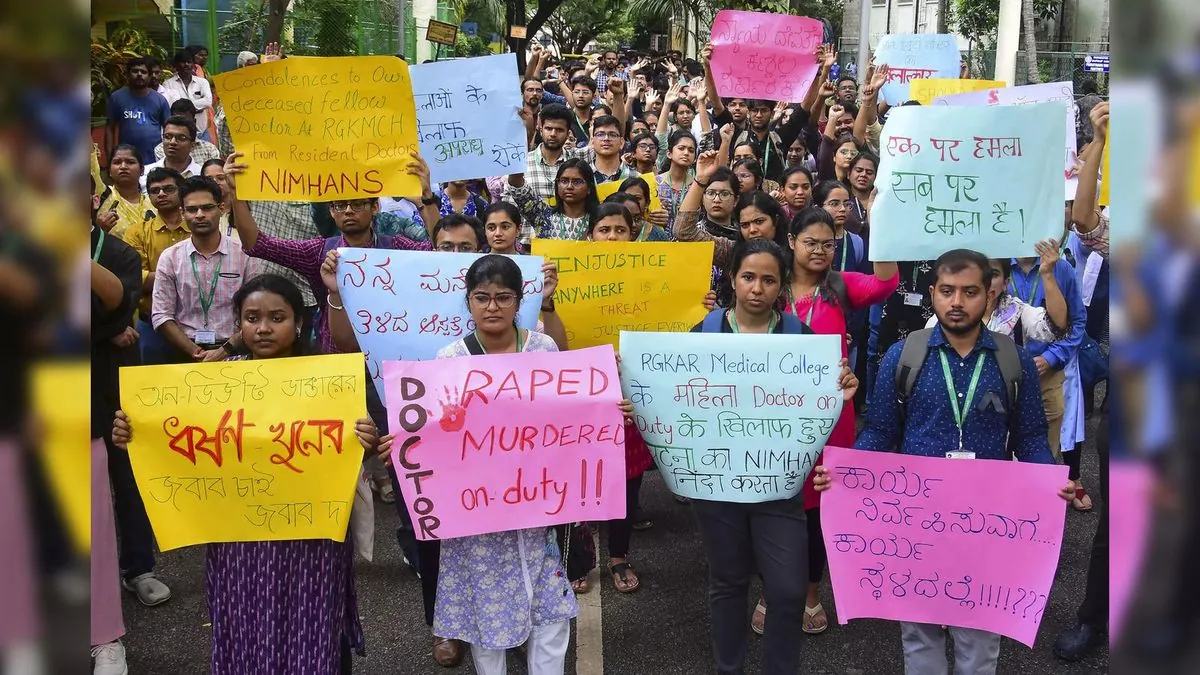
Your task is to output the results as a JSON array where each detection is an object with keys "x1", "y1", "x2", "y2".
[{"x1": 438, "y1": 385, "x2": 467, "y2": 432}]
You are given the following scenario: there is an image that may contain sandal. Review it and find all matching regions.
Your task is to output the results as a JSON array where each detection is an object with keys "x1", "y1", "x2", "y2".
[
  {"x1": 571, "y1": 577, "x2": 591, "y2": 594},
  {"x1": 609, "y1": 561, "x2": 641, "y2": 593},
  {"x1": 1072, "y1": 485, "x2": 1094, "y2": 512},
  {"x1": 803, "y1": 603, "x2": 829, "y2": 634},
  {"x1": 751, "y1": 597, "x2": 766, "y2": 635}
]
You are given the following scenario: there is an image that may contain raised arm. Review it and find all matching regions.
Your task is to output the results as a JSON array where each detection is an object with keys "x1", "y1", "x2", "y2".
[
  {"x1": 801, "y1": 44, "x2": 836, "y2": 111},
  {"x1": 1071, "y1": 101, "x2": 1106, "y2": 233},
  {"x1": 1034, "y1": 240, "x2": 1069, "y2": 333},
  {"x1": 716, "y1": 122, "x2": 734, "y2": 168},
  {"x1": 407, "y1": 154, "x2": 440, "y2": 240},
  {"x1": 320, "y1": 249, "x2": 362, "y2": 353},
  {"x1": 223, "y1": 152, "x2": 261, "y2": 249},
  {"x1": 701, "y1": 44, "x2": 726, "y2": 119},
  {"x1": 855, "y1": 65, "x2": 887, "y2": 146},
  {"x1": 538, "y1": 262, "x2": 568, "y2": 350}
]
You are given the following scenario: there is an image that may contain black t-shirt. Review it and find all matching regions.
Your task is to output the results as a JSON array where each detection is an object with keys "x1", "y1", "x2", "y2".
[
  {"x1": 91, "y1": 228, "x2": 143, "y2": 439},
  {"x1": 691, "y1": 310, "x2": 814, "y2": 334}
]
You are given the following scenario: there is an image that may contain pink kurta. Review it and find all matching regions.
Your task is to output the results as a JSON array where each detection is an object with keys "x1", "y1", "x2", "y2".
[{"x1": 785, "y1": 271, "x2": 900, "y2": 509}]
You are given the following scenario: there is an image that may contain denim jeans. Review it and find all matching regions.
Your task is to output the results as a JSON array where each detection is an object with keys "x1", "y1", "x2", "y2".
[{"x1": 900, "y1": 622, "x2": 1001, "y2": 675}]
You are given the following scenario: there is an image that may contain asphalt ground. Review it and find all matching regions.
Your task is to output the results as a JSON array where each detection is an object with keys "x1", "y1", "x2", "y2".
[{"x1": 123, "y1": 415, "x2": 1114, "y2": 674}]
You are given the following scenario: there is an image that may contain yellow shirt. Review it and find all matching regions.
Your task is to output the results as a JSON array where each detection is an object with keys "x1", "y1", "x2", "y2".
[
  {"x1": 123, "y1": 212, "x2": 191, "y2": 316},
  {"x1": 100, "y1": 190, "x2": 155, "y2": 241}
]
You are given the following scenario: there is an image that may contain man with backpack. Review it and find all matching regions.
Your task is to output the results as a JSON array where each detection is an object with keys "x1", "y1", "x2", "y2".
[{"x1": 816, "y1": 248, "x2": 1074, "y2": 674}]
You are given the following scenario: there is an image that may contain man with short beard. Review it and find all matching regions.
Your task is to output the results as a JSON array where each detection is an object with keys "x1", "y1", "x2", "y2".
[
  {"x1": 105, "y1": 57, "x2": 171, "y2": 164},
  {"x1": 519, "y1": 103, "x2": 586, "y2": 208}
]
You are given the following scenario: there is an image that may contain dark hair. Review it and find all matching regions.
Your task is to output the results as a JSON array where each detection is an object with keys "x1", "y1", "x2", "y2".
[
  {"x1": 521, "y1": 76, "x2": 542, "y2": 89},
  {"x1": 604, "y1": 192, "x2": 643, "y2": 220},
  {"x1": 538, "y1": 103, "x2": 573, "y2": 127},
  {"x1": 731, "y1": 157, "x2": 764, "y2": 189},
  {"x1": 627, "y1": 120, "x2": 650, "y2": 138},
  {"x1": 629, "y1": 130, "x2": 657, "y2": 150},
  {"x1": 233, "y1": 274, "x2": 312, "y2": 355},
  {"x1": 729, "y1": 239, "x2": 793, "y2": 293},
  {"x1": 603, "y1": 49, "x2": 618, "y2": 59},
  {"x1": 848, "y1": 150, "x2": 879, "y2": 175},
  {"x1": 933, "y1": 249, "x2": 995, "y2": 288},
  {"x1": 991, "y1": 259, "x2": 1013, "y2": 298},
  {"x1": 834, "y1": 102, "x2": 859, "y2": 119},
  {"x1": 170, "y1": 98, "x2": 198, "y2": 116},
  {"x1": 145, "y1": 166, "x2": 185, "y2": 190},
  {"x1": 433, "y1": 213, "x2": 485, "y2": 250},
  {"x1": 673, "y1": 98, "x2": 697, "y2": 115},
  {"x1": 788, "y1": 206, "x2": 836, "y2": 236},
  {"x1": 834, "y1": 132, "x2": 861, "y2": 152},
  {"x1": 836, "y1": 75, "x2": 857, "y2": 88},
  {"x1": 813, "y1": 180, "x2": 851, "y2": 207},
  {"x1": 126, "y1": 57, "x2": 153, "y2": 73},
  {"x1": 200, "y1": 159, "x2": 226, "y2": 180},
  {"x1": 481, "y1": 201, "x2": 522, "y2": 227},
  {"x1": 187, "y1": 45, "x2": 208, "y2": 56},
  {"x1": 108, "y1": 143, "x2": 143, "y2": 168},
  {"x1": 179, "y1": 175, "x2": 222, "y2": 204},
  {"x1": 746, "y1": 99, "x2": 774, "y2": 111},
  {"x1": 1079, "y1": 77, "x2": 1099, "y2": 96},
  {"x1": 163, "y1": 115, "x2": 197, "y2": 141},
  {"x1": 569, "y1": 75, "x2": 597, "y2": 93},
  {"x1": 707, "y1": 167, "x2": 740, "y2": 195},
  {"x1": 618, "y1": 175, "x2": 651, "y2": 202},
  {"x1": 666, "y1": 128, "x2": 697, "y2": 152},
  {"x1": 592, "y1": 114, "x2": 620, "y2": 134},
  {"x1": 594, "y1": 104, "x2": 613, "y2": 117},
  {"x1": 589, "y1": 202, "x2": 634, "y2": 234},
  {"x1": 172, "y1": 49, "x2": 193, "y2": 66},
  {"x1": 733, "y1": 191, "x2": 789, "y2": 248},
  {"x1": 780, "y1": 164, "x2": 814, "y2": 188},
  {"x1": 553, "y1": 158, "x2": 600, "y2": 216},
  {"x1": 464, "y1": 255, "x2": 524, "y2": 303}
]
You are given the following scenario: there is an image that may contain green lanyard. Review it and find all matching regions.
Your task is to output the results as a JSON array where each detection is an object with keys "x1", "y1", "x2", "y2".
[
  {"x1": 190, "y1": 252, "x2": 224, "y2": 328},
  {"x1": 1010, "y1": 275, "x2": 1040, "y2": 305},
  {"x1": 92, "y1": 228, "x2": 105, "y2": 263},
  {"x1": 938, "y1": 349, "x2": 986, "y2": 450},
  {"x1": 762, "y1": 137, "x2": 772, "y2": 174},
  {"x1": 475, "y1": 328, "x2": 524, "y2": 354},
  {"x1": 728, "y1": 310, "x2": 778, "y2": 333},
  {"x1": 837, "y1": 235, "x2": 849, "y2": 271}
]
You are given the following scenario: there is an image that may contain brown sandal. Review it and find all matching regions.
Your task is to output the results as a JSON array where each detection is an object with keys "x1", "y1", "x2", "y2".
[
  {"x1": 609, "y1": 562, "x2": 640, "y2": 593},
  {"x1": 751, "y1": 597, "x2": 766, "y2": 635}
]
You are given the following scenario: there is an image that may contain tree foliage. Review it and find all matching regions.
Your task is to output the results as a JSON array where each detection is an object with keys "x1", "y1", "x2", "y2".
[
  {"x1": 537, "y1": 0, "x2": 632, "y2": 54},
  {"x1": 950, "y1": 0, "x2": 1059, "y2": 48},
  {"x1": 626, "y1": 0, "x2": 841, "y2": 50}
]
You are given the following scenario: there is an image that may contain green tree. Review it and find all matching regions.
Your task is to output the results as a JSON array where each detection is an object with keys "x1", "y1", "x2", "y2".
[
  {"x1": 950, "y1": 0, "x2": 1058, "y2": 49},
  {"x1": 537, "y1": 0, "x2": 632, "y2": 54},
  {"x1": 626, "y1": 0, "x2": 841, "y2": 50}
]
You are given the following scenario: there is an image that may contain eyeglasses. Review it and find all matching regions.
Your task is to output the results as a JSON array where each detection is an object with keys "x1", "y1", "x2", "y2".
[
  {"x1": 837, "y1": 148, "x2": 858, "y2": 157},
  {"x1": 436, "y1": 242, "x2": 478, "y2": 252},
  {"x1": 824, "y1": 199, "x2": 849, "y2": 208},
  {"x1": 183, "y1": 203, "x2": 220, "y2": 215},
  {"x1": 147, "y1": 185, "x2": 178, "y2": 195},
  {"x1": 704, "y1": 189, "x2": 734, "y2": 201},
  {"x1": 635, "y1": 143, "x2": 658, "y2": 151},
  {"x1": 163, "y1": 133, "x2": 192, "y2": 143},
  {"x1": 329, "y1": 200, "x2": 372, "y2": 212},
  {"x1": 593, "y1": 132, "x2": 621, "y2": 140},
  {"x1": 734, "y1": 172, "x2": 755, "y2": 181},
  {"x1": 800, "y1": 239, "x2": 837, "y2": 253},
  {"x1": 470, "y1": 292, "x2": 518, "y2": 309},
  {"x1": 558, "y1": 177, "x2": 587, "y2": 187}
]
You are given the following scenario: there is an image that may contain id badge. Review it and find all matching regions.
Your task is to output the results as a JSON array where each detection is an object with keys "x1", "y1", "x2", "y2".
[
  {"x1": 945, "y1": 451, "x2": 976, "y2": 460},
  {"x1": 903, "y1": 293, "x2": 923, "y2": 307},
  {"x1": 194, "y1": 330, "x2": 217, "y2": 345}
]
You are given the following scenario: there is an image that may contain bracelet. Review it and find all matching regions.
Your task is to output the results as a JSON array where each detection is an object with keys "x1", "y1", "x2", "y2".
[
  {"x1": 327, "y1": 294, "x2": 345, "y2": 311},
  {"x1": 694, "y1": 178, "x2": 709, "y2": 188},
  {"x1": 421, "y1": 194, "x2": 440, "y2": 205},
  {"x1": 541, "y1": 302, "x2": 555, "y2": 313}
]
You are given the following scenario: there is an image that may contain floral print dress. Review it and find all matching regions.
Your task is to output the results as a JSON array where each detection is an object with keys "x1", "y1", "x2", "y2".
[{"x1": 432, "y1": 331, "x2": 578, "y2": 650}]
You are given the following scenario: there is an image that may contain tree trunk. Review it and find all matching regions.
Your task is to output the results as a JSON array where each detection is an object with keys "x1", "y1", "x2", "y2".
[
  {"x1": 1021, "y1": 0, "x2": 1040, "y2": 83},
  {"x1": 514, "y1": 0, "x2": 565, "y2": 74},
  {"x1": 936, "y1": 0, "x2": 949, "y2": 34},
  {"x1": 246, "y1": 0, "x2": 269, "y2": 49},
  {"x1": 266, "y1": 0, "x2": 292, "y2": 46}
]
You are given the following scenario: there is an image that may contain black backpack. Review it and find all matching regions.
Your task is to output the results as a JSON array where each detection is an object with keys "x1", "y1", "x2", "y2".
[{"x1": 893, "y1": 327, "x2": 1024, "y2": 459}]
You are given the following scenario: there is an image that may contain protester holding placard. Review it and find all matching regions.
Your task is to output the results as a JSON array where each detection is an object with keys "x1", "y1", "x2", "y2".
[
  {"x1": 673, "y1": 150, "x2": 745, "y2": 261},
  {"x1": 376, "y1": 255, "x2": 634, "y2": 675},
  {"x1": 617, "y1": 175, "x2": 672, "y2": 237},
  {"x1": 655, "y1": 130, "x2": 699, "y2": 231},
  {"x1": 815, "y1": 249, "x2": 1074, "y2": 673},
  {"x1": 688, "y1": 239, "x2": 857, "y2": 672},
  {"x1": 1070, "y1": 102, "x2": 1110, "y2": 259},
  {"x1": 112, "y1": 274, "x2": 383, "y2": 674}
]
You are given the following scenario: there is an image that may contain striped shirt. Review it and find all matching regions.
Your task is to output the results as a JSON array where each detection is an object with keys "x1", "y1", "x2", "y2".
[{"x1": 151, "y1": 235, "x2": 260, "y2": 342}]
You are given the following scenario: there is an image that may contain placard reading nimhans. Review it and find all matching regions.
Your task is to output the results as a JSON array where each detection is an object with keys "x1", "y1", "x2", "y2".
[
  {"x1": 383, "y1": 346, "x2": 626, "y2": 540},
  {"x1": 709, "y1": 10, "x2": 824, "y2": 101},
  {"x1": 868, "y1": 103, "x2": 1065, "y2": 262},
  {"x1": 821, "y1": 447, "x2": 1068, "y2": 647},
  {"x1": 334, "y1": 248, "x2": 544, "y2": 404},
  {"x1": 531, "y1": 240, "x2": 713, "y2": 349},
  {"x1": 410, "y1": 54, "x2": 527, "y2": 184},
  {"x1": 118, "y1": 354, "x2": 367, "y2": 550},
  {"x1": 618, "y1": 331, "x2": 843, "y2": 503},
  {"x1": 214, "y1": 56, "x2": 421, "y2": 201},
  {"x1": 933, "y1": 81, "x2": 1079, "y2": 199}
]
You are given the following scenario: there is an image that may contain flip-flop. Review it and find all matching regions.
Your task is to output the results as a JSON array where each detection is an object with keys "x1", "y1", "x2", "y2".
[
  {"x1": 571, "y1": 577, "x2": 591, "y2": 594},
  {"x1": 1072, "y1": 486, "x2": 1094, "y2": 512},
  {"x1": 803, "y1": 603, "x2": 829, "y2": 634},
  {"x1": 751, "y1": 598, "x2": 766, "y2": 635},
  {"x1": 609, "y1": 562, "x2": 640, "y2": 593}
]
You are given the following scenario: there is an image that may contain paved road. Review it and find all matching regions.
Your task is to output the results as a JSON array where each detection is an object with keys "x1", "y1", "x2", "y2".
[{"x1": 125, "y1": 418, "x2": 1111, "y2": 674}]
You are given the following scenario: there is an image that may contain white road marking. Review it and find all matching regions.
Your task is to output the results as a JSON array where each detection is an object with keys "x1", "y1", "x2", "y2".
[{"x1": 574, "y1": 529, "x2": 604, "y2": 675}]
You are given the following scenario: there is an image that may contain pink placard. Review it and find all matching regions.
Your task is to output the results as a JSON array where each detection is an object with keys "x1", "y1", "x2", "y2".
[
  {"x1": 383, "y1": 345, "x2": 626, "y2": 540},
  {"x1": 821, "y1": 447, "x2": 1068, "y2": 647},
  {"x1": 710, "y1": 10, "x2": 824, "y2": 102},
  {"x1": 1109, "y1": 461, "x2": 1153, "y2": 642}
]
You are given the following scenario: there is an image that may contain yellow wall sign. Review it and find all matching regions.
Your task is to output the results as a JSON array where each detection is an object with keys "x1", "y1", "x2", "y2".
[
  {"x1": 213, "y1": 56, "x2": 421, "y2": 201},
  {"x1": 33, "y1": 361, "x2": 90, "y2": 554},
  {"x1": 910, "y1": 78, "x2": 1006, "y2": 105},
  {"x1": 119, "y1": 354, "x2": 368, "y2": 551},
  {"x1": 427, "y1": 20, "x2": 459, "y2": 46},
  {"x1": 531, "y1": 240, "x2": 714, "y2": 349}
]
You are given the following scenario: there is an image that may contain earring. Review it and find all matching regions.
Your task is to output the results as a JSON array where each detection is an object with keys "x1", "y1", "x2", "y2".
[{"x1": 295, "y1": 328, "x2": 302, "y2": 338}]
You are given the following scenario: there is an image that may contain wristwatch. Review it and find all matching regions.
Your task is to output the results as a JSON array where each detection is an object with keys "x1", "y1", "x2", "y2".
[
  {"x1": 221, "y1": 340, "x2": 237, "y2": 356},
  {"x1": 420, "y1": 194, "x2": 440, "y2": 205}
]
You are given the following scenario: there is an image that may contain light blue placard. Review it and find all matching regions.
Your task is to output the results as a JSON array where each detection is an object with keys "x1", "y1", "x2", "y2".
[
  {"x1": 336, "y1": 248, "x2": 544, "y2": 403},
  {"x1": 874, "y1": 33, "x2": 961, "y2": 106},
  {"x1": 409, "y1": 53, "x2": 527, "y2": 184},
  {"x1": 868, "y1": 102, "x2": 1066, "y2": 262},
  {"x1": 1108, "y1": 81, "x2": 1159, "y2": 248},
  {"x1": 618, "y1": 331, "x2": 843, "y2": 503}
]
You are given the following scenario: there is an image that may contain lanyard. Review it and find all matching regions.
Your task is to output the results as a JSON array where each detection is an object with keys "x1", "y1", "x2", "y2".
[
  {"x1": 837, "y1": 236, "x2": 849, "y2": 271},
  {"x1": 938, "y1": 349, "x2": 986, "y2": 450},
  {"x1": 92, "y1": 228, "x2": 106, "y2": 263},
  {"x1": 729, "y1": 310, "x2": 778, "y2": 333},
  {"x1": 797, "y1": 287, "x2": 819, "y2": 325},
  {"x1": 475, "y1": 328, "x2": 524, "y2": 353},
  {"x1": 1010, "y1": 275, "x2": 1040, "y2": 305},
  {"x1": 762, "y1": 136, "x2": 772, "y2": 174},
  {"x1": 190, "y1": 252, "x2": 224, "y2": 328}
]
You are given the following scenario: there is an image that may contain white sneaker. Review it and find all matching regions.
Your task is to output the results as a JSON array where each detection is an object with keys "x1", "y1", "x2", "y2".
[{"x1": 91, "y1": 641, "x2": 128, "y2": 675}]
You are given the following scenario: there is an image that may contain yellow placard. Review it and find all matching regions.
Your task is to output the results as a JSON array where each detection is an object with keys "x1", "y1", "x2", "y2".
[
  {"x1": 119, "y1": 354, "x2": 368, "y2": 551},
  {"x1": 550, "y1": 172, "x2": 663, "y2": 212},
  {"x1": 909, "y1": 78, "x2": 1006, "y2": 105},
  {"x1": 213, "y1": 56, "x2": 421, "y2": 202},
  {"x1": 531, "y1": 240, "x2": 715, "y2": 349},
  {"x1": 1099, "y1": 130, "x2": 1110, "y2": 206},
  {"x1": 33, "y1": 361, "x2": 90, "y2": 554}
]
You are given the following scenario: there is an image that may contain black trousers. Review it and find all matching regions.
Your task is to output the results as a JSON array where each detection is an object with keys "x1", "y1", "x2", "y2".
[
  {"x1": 606, "y1": 474, "x2": 644, "y2": 559},
  {"x1": 106, "y1": 434, "x2": 156, "y2": 581},
  {"x1": 1076, "y1": 417, "x2": 1109, "y2": 628}
]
